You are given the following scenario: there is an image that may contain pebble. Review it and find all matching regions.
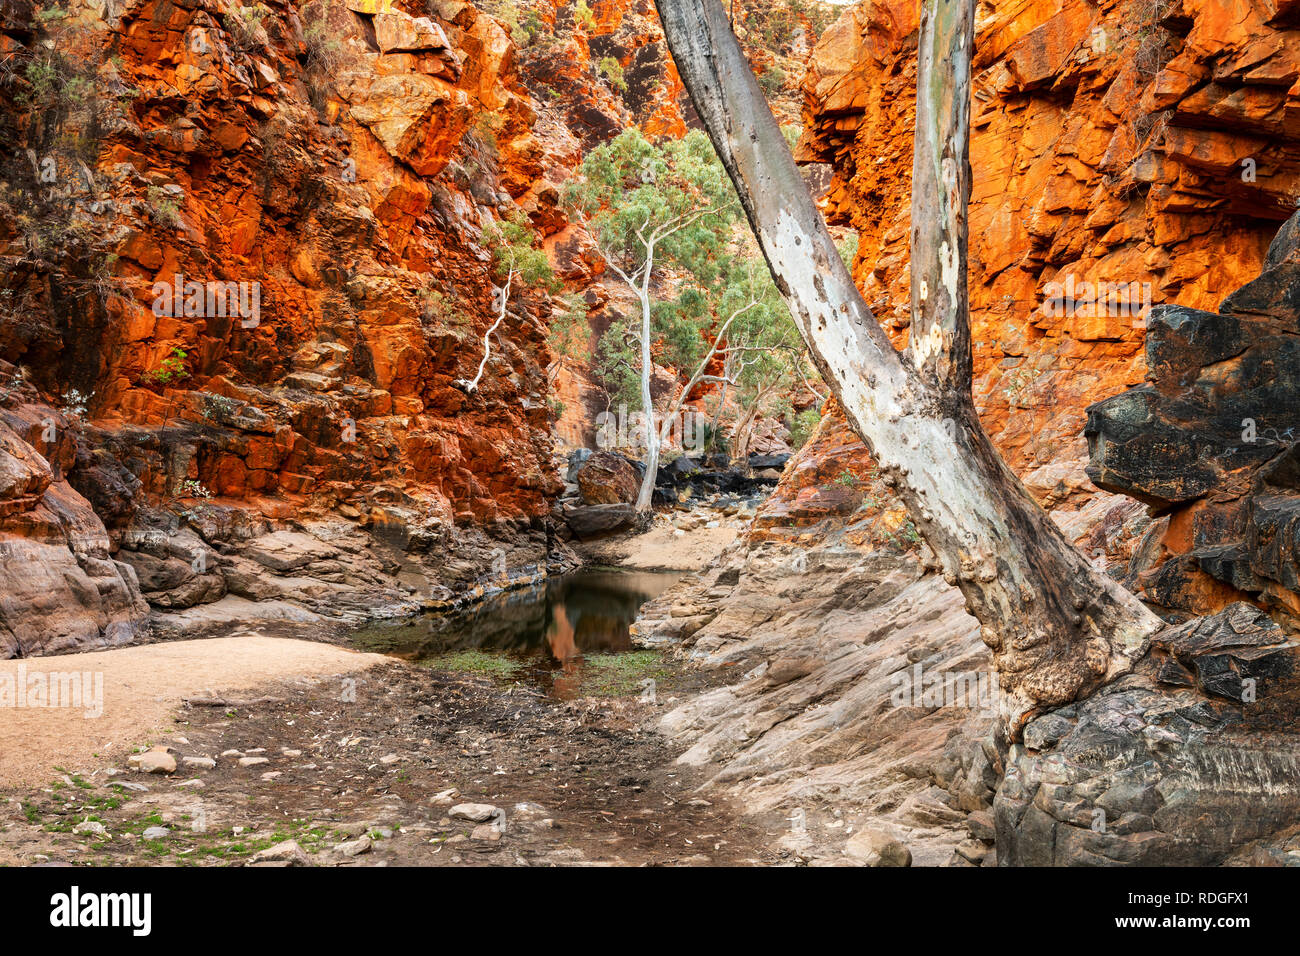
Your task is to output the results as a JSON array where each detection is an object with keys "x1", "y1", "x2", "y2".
[
  {"x1": 249, "y1": 840, "x2": 310, "y2": 866},
  {"x1": 450, "y1": 803, "x2": 501, "y2": 823},
  {"x1": 238, "y1": 756, "x2": 270, "y2": 767},
  {"x1": 333, "y1": 836, "x2": 373, "y2": 857},
  {"x1": 183, "y1": 756, "x2": 216, "y2": 769},
  {"x1": 843, "y1": 827, "x2": 912, "y2": 867},
  {"x1": 128, "y1": 749, "x2": 176, "y2": 775},
  {"x1": 142, "y1": 827, "x2": 170, "y2": 840},
  {"x1": 73, "y1": 820, "x2": 107, "y2": 836}
]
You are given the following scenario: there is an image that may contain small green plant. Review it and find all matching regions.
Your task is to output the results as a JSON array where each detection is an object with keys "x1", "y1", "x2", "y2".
[
  {"x1": 148, "y1": 346, "x2": 189, "y2": 384},
  {"x1": 757, "y1": 64, "x2": 786, "y2": 95},
  {"x1": 493, "y1": 0, "x2": 541, "y2": 46},
  {"x1": 301, "y1": 0, "x2": 350, "y2": 111},
  {"x1": 833, "y1": 469, "x2": 860, "y2": 488},
  {"x1": 788, "y1": 407, "x2": 820, "y2": 449},
  {"x1": 146, "y1": 186, "x2": 180, "y2": 228},
  {"x1": 178, "y1": 479, "x2": 212, "y2": 500},
  {"x1": 598, "y1": 56, "x2": 627, "y2": 93},
  {"x1": 575, "y1": 651, "x2": 670, "y2": 697},
  {"x1": 1001, "y1": 366, "x2": 1036, "y2": 405},
  {"x1": 699, "y1": 421, "x2": 728, "y2": 456},
  {"x1": 471, "y1": 110, "x2": 507, "y2": 157},
  {"x1": 574, "y1": 0, "x2": 596, "y2": 30},
  {"x1": 418, "y1": 285, "x2": 469, "y2": 328},
  {"x1": 226, "y1": 3, "x2": 270, "y2": 51},
  {"x1": 423, "y1": 649, "x2": 524, "y2": 680}
]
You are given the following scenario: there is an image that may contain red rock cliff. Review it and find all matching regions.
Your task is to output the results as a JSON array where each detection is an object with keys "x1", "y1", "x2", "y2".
[
  {"x1": 0, "y1": 0, "x2": 580, "y2": 653},
  {"x1": 762, "y1": 0, "x2": 1300, "y2": 559}
]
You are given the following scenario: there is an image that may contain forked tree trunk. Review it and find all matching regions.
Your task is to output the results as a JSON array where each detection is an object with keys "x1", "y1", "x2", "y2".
[
  {"x1": 635, "y1": 285, "x2": 660, "y2": 513},
  {"x1": 654, "y1": 0, "x2": 1162, "y2": 735}
]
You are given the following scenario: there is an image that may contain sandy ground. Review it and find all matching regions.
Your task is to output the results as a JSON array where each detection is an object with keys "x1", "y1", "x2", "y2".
[
  {"x1": 0, "y1": 636, "x2": 385, "y2": 788},
  {"x1": 1, "y1": 658, "x2": 776, "y2": 867},
  {"x1": 579, "y1": 525, "x2": 738, "y2": 571}
]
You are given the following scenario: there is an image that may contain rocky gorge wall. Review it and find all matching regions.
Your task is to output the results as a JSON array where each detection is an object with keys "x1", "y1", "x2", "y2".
[
  {"x1": 765, "y1": 0, "x2": 1300, "y2": 619},
  {"x1": 0, "y1": 0, "x2": 580, "y2": 655}
]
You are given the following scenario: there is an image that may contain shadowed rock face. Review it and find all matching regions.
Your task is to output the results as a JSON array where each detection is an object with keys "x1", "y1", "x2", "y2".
[
  {"x1": 997, "y1": 603, "x2": 1300, "y2": 866},
  {"x1": 1086, "y1": 211, "x2": 1300, "y2": 623}
]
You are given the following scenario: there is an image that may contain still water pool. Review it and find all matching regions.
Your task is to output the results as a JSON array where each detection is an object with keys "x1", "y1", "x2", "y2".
[{"x1": 350, "y1": 568, "x2": 682, "y2": 699}]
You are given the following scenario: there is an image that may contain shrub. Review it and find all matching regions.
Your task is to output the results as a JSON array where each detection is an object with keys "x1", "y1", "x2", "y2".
[{"x1": 598, "y1": 56, "x2": 626, "y2": 93}]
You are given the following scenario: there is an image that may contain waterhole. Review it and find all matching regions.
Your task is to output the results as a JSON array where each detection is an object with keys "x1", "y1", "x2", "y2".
[{"x1": 350, "y1": 567, "x2": 682, "y2": 699}]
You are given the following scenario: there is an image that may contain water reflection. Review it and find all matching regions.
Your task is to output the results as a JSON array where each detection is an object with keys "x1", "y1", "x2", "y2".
[{"x1": 351, "y1": 568, "x2": 681, "y2": 697}]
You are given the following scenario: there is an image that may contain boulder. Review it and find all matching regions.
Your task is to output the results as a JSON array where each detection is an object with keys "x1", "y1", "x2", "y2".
[
  {"x1": 563, "y1": 503, "x2": 636, "y2": 539},
  {"x1": 0, "y1": 417, "x2": 146, "y2": 658},
  {"x1": 747, "y1": 453, "x2": 791, "y2": 471},
  {"x1": 128, "y1": 748, "x2": 177, "y2": 774},
  {"x1": 565, "y1": 448, "x2": 593, "y2": 483},
  {"x1": 575, "y1": 451, "x2": 640, "y2": 505},
  {"x1": 449, "y1": 803, "x2": 502, "y2": 823}
]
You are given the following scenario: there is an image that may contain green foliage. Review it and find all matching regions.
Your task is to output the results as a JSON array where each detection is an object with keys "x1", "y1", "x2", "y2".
[
  {"x1": 573, "y1": 0, "x2": 596, "y2": 30},
  {"x1": 565, "y1": 129, "x2": 740, "y2": 407},
  {"x1": 699, "y1": 420, "x2": 728, "y2": 455},
  {"x1": 565, "y1": 129, "x2": 823, "y2": 431},
  {"x1": 146, "y1": 186, "x2": 180, "y2": 228},
  {"x1": 472, "y1": 110, "x2": 506, "y2": 156},
  {"x1": 548, "y1": 293, "x2": 590, "y2": 359},
  {"x1": 487, "y1": 209, "x2": 556, "y2": 291},
  {"x1": 598, "y1": 56, "x2": 627, "y2": 93},
  {"x1": 741, "y1": 0, "x2": 836, "y2": 54},
  {"x1": 788, "y1": 407, "x2": 821, "y2": 449},
  {"x1": 492, "y1": 0, "x2": 541, "y2": 46},
  {"x1": 757, "y1": 64, "x2": 786, "y2": 94},
  {"x1": 226, "y1": 3, "x2": 270, "y2": 51},
  {"x1": 593, "y1": 316, "x2": 641, "y2": 408},
  {"x1": 301, "y1": 0, "x2": 349, "y2": 110},
  {"x1": 562, "y1": 128, "x2": 737, "y2": 287},
  {"x1": 419, "y1": 285, "x2": 469, "y2": 327},
  {"x1": 836, "y1": 231, "x2": 859, "y2": 270},
  {"x1": 148, "y1": 347, "x2": 189, "y2": 385}
]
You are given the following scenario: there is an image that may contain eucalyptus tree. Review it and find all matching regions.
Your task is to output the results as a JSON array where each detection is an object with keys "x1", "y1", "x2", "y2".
[
  {"x1": 564, "y1": 128, "x2": 737, "y2": 511},
  {"x1": 654, "y1": 0, "x2": 1162, "y2": 735}
]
